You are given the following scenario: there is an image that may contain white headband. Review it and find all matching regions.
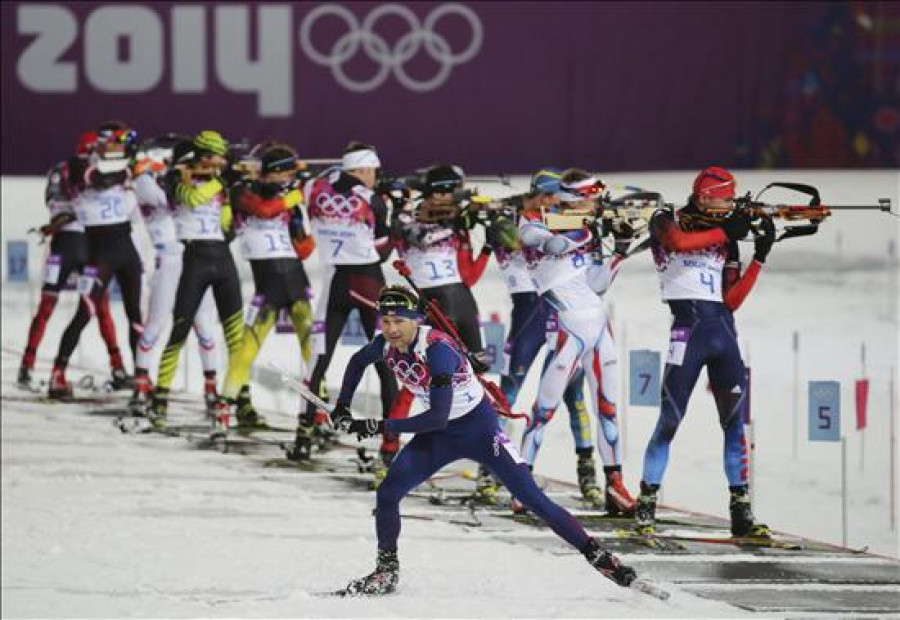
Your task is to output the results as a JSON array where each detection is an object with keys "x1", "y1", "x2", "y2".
[{"x1": 342, "y1": 149, "x2": 381, "y2": 171}]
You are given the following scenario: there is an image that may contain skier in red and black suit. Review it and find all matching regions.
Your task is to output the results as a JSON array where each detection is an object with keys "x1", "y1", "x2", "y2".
[
  {"x1": 47, "y1": 124, "x2": 145, "y2": 399},
  {"x1": 18, "y1": 130, "x2": 128, "y2": 391},
  {"x1": 290, "y1": 142, "x2": 398, "y2": 462}
]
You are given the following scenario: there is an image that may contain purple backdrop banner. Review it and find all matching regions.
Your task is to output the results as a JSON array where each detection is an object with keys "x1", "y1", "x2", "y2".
[{"x1": 2, "y1": 2, "x2": 898, "y2": 175}]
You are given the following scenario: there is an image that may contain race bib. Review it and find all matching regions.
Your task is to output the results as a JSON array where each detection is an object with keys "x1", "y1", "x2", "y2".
[
  {"x1": 666, "y1": 327, "x2": 691, "y2": 366},
  {"x1": 43, "y1": 255, "x2": 61, "y2": 285}
]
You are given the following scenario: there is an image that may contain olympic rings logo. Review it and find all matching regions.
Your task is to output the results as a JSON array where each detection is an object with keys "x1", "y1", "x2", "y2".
[
  {"x1": 313, "y1": 193, "x2": 362, "y2": 218},
  {"x1": 299, "y1": 3, "x2": 484, "y2": 93},
  {"x1": 388, "y1": 357, "x2": 429, "y2": 386}
]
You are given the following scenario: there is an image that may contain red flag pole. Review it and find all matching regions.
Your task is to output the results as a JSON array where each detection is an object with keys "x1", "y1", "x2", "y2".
[{"x1": 858, "y1": 342, "x2": 868, "y2": 473}]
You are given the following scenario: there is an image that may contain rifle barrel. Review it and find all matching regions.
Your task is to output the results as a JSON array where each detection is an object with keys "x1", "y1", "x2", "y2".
[{"x1": 826, "y1": 202, "x2": 892, "y2": 212}]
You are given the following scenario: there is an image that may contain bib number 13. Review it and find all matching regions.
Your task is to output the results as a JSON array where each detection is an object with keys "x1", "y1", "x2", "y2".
[{"x1": 426, "y1": 259, "x2": 456, "y2": 280}]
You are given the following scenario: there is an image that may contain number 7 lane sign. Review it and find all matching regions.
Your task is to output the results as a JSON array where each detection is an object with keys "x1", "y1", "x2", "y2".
[{"x1": 629, "y1": 350, "x2": 661, "y2": 407}]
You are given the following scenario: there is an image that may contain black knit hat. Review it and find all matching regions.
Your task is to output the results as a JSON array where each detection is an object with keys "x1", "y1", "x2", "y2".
[{"x1": 422, "y1": 164, "x2": 463, "y2": 197}]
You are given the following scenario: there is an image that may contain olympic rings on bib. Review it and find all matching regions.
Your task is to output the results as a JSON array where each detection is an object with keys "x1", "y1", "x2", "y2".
[{"x1": 313, "y1": 193, "x2": 363, "y2": 218}]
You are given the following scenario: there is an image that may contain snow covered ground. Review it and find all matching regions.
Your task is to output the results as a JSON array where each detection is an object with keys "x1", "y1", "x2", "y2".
[{"x1": 2, "y1": 170, "x2": 899, "y2": 617}]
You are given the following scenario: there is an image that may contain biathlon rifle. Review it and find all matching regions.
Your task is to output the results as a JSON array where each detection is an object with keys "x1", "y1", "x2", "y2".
[
  {"x1": 679, "y1": 182, "x2": 894, "y2": 241},
  {"x1": 392, "y1": 260, "x2": 530, "y2": 425}
]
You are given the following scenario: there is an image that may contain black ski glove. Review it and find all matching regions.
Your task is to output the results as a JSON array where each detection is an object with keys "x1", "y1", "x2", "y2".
[
  {"x1": 718, "y1": 210, "x2": 752, "y2": 241},
  {"x1": 753, "y1": 216, "x2": 776, "y2": 263},
  {"x1": 330, "y1": 403, "x2": 352, "y2": 431},
  {"x1": 346, "y1": 418, "x2": 385, "y2": 440}
]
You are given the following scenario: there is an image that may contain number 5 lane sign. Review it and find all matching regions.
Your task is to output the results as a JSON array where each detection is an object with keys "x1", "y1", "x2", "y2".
[{"x1": 808, "y1": 380, "x2": 841, "y2": 442}]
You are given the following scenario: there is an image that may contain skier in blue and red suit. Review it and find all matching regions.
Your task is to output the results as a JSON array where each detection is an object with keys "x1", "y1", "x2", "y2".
[
  {"x1": 326, "y1": 284, "x2": 639, "y2": 596},
  {"x1": 635, "y1": 166, "x2": 776, "y2": 538}
]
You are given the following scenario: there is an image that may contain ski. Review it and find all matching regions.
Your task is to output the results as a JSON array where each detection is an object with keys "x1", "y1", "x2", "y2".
[
  {"x1": 2, "y1": 392, "x2": 122, "y2": 407},
  {"x1": 630, "y1": 579, "x2": 671, "y2": 601},
  {"x1": 647, "y1": 532, "x2": 858, "y2": 552},
  {"x1": 611, "y1": 529, "x2": 836, "y2": 551},
  {"x1": 613, "y1": 529, "x2": 688, "y2": 552},
  {"x1": 231, "y1": 424, "x2": 295, "y2": 435},
  {"x1": 312, "y1": 587, "x2": 394, "y2": 599},
  {"x1": 261, "y1": 457, "x2": 335, "y2": 473}
]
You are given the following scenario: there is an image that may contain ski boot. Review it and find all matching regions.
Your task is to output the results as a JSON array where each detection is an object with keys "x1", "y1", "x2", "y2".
[
  {"x1": 108, "y1": 366, "x2": 133, "y2": 391},
  {"x1": 204, "y1": 375, "x2": 219, "y2": 418},
  {"x1": 128, "y1": 371, "x2": 153, "y2": 417},
  {"x1": 576, "y1": 452, "x2": 605, "y2": 509},
  {"x1": 340, "y1": 549, "x2": 399, "y2": 596},
  {"x1": 17, "y1": 364, "x2": 34, "y2": 390},
  {"x1": 604, "y1": 468, "x2": 636, "y2": 517},
  {"x1": 148, "y1": 390, "x2": 169, "y2": 430},
  {"x1": 47, "y1": 367, "x2": 73, "y2": 400},
  {"x1": 209, "y1": 399, "x2": 230, "y2": 436},
  {"x1": 634, "y1": 482, "x2": 658, "y2": 535},
  {"x1": 582, "y1": 538, "x2": 636, "y2": 587},
  {"x1": 234, "y1": 390, "x2": 267, "y2": 429},
  {"x1": 729, "y1": 488, "x2": 771, "y2": 538},
  {"x1": 472, "y1": 465, "x2": 501, "y2": 506},
  {"x1": 286, "y1": 419, "x2": 315, "y2": 461}
]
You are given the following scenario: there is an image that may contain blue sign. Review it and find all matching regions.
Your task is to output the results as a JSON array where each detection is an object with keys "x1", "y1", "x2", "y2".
[
  {"x1": 7, "y1": 240, "x2": 28, "y2": 282},
  {"x1": 340, "y1": 309, "x2": 369, "y2": 346},
  {"x1": 808, "y1": 381, "x2": 841, "y2": 442},
  {"x1": 480, "y1": 319, "x2": 506, "y2": 374},
  {"x1": 629, "y1": 350, "x2": 661, "y2": 407}
]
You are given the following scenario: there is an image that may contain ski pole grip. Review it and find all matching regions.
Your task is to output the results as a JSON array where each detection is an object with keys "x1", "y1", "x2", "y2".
[{"x1": 393, "y1": 260, "x2": 412, "y2": 278}]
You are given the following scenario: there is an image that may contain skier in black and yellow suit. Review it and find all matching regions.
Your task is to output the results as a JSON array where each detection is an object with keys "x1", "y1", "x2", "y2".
[
  {"x1": 150, "y1": 131, "x2": 244, "y2": 430},
  {"x1": 214, "y1": 143, "x2": 315, "y2": 428}
]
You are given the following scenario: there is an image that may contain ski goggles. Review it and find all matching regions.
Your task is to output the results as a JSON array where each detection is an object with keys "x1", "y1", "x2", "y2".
[{"x1": 557, "y1": 176, "x2": 605, "y2": 203}]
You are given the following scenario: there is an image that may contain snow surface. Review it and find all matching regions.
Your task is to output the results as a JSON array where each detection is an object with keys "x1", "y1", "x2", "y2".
[{"x1": 2, "y1": 170, "x2": 899, "y2": 617}]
